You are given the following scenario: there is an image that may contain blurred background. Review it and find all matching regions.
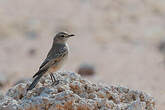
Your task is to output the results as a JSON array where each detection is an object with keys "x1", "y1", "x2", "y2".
[{"x1": 0, "y1": 0, "x2": 165, "y2": 109}]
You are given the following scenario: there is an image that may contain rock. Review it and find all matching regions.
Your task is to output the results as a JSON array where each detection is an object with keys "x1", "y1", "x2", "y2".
[
  {"x1": 13, "y1": 78, "x2": 31, "y2": 86},
  {"x1": 0, "y1": 91, "x2": 4, "y2": 100},
  {"x1": 0, "y1": 71, "x2": 156, "y2": 110},
  {"x1": 158, "y1": 41, "x2": 165, "y2": 53},
  {"x1": 0, "y1": 73, "x2": 8, "y2": 88},
  {"x1": 28, "y1": 48, "x2": 37, "y2": 56},
  {"x1": 77, "y1": 63, "x2": 95, "y2": 76}
]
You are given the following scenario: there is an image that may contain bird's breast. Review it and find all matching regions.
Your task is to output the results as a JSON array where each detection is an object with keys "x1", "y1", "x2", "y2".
[{"x1": 48, "y1": 52, "x2": 68, "y2": 73}]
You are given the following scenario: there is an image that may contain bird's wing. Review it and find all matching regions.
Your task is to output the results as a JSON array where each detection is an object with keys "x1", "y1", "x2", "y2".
[
  {"x1": 39, "y1": 58, "x2": 50, "y2": 70},
  {"x1": 33, "y1": 47, "x2": 68, "y2": 78},
  {"x1": 39, "y1": 47, "x2": 53, "y2": 70},
  {"x1": 39, "y1": 47, "x2": 68, "y2": 70}
]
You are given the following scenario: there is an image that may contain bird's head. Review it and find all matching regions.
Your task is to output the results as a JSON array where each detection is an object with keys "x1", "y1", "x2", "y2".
[{"x1": 54, "y1": 32, "x2": 75, "y2": 43}]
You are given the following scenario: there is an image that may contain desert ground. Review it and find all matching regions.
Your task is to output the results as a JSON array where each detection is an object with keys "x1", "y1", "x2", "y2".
[{"x1": 0, "y1": 0, "x2": 165, "y2": 109}]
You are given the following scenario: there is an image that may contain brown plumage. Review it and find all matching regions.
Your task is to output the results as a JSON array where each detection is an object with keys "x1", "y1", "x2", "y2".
[{"x1": 27, "y1": 32, "x2": 74, "y2": 91}]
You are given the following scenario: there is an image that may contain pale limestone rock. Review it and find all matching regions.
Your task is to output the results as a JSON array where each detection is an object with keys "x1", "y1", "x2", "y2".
[{"x1": 0, "y1": 72, "x2": 156, "y2": 110}]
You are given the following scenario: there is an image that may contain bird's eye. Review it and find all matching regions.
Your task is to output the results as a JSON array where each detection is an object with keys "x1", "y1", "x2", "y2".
[{"x1": 61, "y1": 35, "x2": 65, "y2": 37}]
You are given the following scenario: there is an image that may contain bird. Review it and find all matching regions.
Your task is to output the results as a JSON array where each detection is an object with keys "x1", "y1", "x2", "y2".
[{"x1": 27, "y1": 32, "x2": 75, "y2": 91}]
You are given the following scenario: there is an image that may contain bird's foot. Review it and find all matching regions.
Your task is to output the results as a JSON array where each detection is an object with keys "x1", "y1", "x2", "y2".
[
  {"x1": 50, "y1": 73, "x2": 60, "y2": 86},
  {"x1": 51, "y1": 80, "x2": 60, "y2": 86}
]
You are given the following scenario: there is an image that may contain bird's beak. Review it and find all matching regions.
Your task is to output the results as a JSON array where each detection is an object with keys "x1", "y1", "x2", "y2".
[{"x1": 67, "y1": 34, "x2": 75, "y2": 37}]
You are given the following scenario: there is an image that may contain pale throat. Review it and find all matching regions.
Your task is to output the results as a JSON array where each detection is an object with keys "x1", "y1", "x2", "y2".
[{"x1": 66, "y1": 43, "x2": 69, "y2": 51}]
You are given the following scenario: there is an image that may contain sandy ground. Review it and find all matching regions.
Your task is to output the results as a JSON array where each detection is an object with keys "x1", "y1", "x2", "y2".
[{"x1": 0, "y1": 0, "x2": 165, "y2": 109}]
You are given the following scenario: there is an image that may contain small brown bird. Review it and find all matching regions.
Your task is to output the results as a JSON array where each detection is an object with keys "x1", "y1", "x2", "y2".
[{"x1": 27, "y1": 32, "x2": 74, "y2": 91}]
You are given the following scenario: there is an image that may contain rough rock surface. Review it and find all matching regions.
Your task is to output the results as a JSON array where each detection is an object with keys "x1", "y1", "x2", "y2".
[{"x1": 0, "y1": 72, "x2": 156, "y2": 110}]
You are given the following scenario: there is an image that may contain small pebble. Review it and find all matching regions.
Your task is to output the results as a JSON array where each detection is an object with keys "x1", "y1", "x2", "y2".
[{"x1": 77, "y1": 63, "x2": 95, "y2": 76}]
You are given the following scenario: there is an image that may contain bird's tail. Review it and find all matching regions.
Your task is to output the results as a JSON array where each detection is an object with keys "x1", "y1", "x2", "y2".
[
  {"x1": 33, "y1": 69, "x2": 47, "y2": 78},
  {"x1": 27, "y1": 69, "x2": 47, "y2": 91}
]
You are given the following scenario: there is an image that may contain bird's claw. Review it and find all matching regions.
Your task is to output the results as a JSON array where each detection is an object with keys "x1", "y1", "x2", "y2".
[{"x1": 51, "y1": 80, "x2": 60, "y2": 86}]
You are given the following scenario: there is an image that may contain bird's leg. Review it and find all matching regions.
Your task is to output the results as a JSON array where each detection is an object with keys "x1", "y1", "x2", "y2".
[
  {"x1": 50, "y1": 73, "x2": 59, "y2": 86},
  {"x1": 50, "y1": 73, "x2": 54, "y2": 83}
]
